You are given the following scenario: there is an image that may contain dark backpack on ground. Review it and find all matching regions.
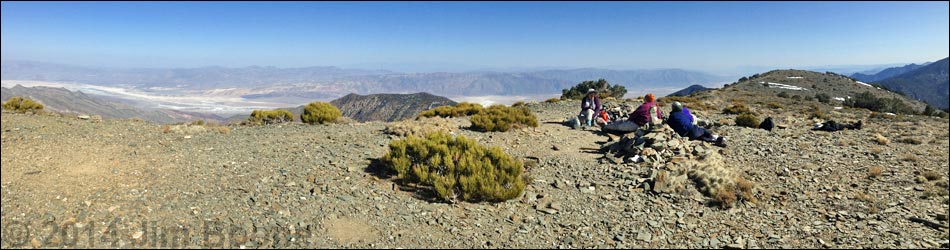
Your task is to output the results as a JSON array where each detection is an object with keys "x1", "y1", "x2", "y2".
[{"x1": 759, "y1": 117, "x2": 775, "y2": 131}]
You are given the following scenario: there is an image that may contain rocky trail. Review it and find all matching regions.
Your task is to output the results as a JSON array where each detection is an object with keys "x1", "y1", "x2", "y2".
[{"x1": 1, "y1": 99, "x2": 948, "y2": 249}]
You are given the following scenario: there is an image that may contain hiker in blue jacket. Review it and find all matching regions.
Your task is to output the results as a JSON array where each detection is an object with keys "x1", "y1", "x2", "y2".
[{"x1": 667, "y1": 102, "x2": 725, "y2": 147}]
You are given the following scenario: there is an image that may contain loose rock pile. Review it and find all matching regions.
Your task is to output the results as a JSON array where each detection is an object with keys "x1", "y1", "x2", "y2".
[{"x1": 602, "y1": 124, "x2": 755, "y2": 208}]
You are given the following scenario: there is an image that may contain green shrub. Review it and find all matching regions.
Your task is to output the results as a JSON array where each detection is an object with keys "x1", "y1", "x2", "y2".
[
  {"x1": 418, "y1": 102, "x2": 485, "y2": 118},
  {"x1": 544, "y1": 98, "x2": 560, "y2": 103},
  {"x1": 511, "y1": 101, "x2": 527, "y2": 108},
  {"x1": 301, "y1": 102, "x2": 341, "y2": 125},
  {"x1": 815, "y1": 93, "x2": 831, "y2": 103},
  {"x1": 247, "y1": 109, "x2": 294, "y2": 125},
  {"x1": 844, "y1": 91, "x2": 917, "y2": 114},
  {"x1": 735, "y1": 113, "x2": 759, "y2": 128},
  {"x1": 723, "y1": 103, "x2": 752, "y2": 115},
  {"x1": 470, "y1": 105, "x2": 539, "y2": 132},
  {"x1": 776, "y1": 92, "x2": 790, "y2": 98},
  {"x1": 560, "y1": 78, "x2": 627, "y2": 100},
  {"x1": 383, "y1": 131, "x2": 526, "y2": 202},
  {"x1": 2, "y1": 96, "x2": 44, "y2": 113}
]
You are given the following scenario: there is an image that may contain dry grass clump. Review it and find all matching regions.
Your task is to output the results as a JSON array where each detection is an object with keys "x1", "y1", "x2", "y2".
[
  {"x1": 900, "y1": 154, "x2": 919, "y2": 162},
  {"x1": 734, "y1": 113, "x2": 759, "y2": 128},
  {"x1": 867, "y1": 166, "x2": 883, "y2": 178},
  {"x1": 766, "y1": 102, "x2": 784, "y2": 109},
  {"x1": 873, "y1": 134, "x2": 890, "y2": 145},
  {"x1": 713, "y1": 189, "x2": 738, "y2": 209},
  {"x1": 923, "y1": 171, "x2": 942, "y2": 181},
  {"x1": 921, "y1": 186, "x2": 950, "y2": 199},
  {"x1": 216, "y1": 126, "x2": 231, "y2": 134},
  {"x1": 870, "y1": 147, "x2": 884, "y2": 155},
  {"x1": 722, "y1": 103, "x2": 752, "y2": 115},
  {"x1": 896, "y1": 137, "x2": 923, "y2": 145},
  {"x1": 735, "y1": 177, "x2": 756, "y2": 203},
  {"x1": 544, "y1": 98, "x2": 560, "y2": 103},
  {"x1": 810, "y1": 104, "x2": 829, "y2": 120}
]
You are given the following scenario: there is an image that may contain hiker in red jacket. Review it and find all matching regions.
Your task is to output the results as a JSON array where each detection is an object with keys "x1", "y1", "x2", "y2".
[{"x1": 602, "y1": 93, "x2": 663, "y2": 135}]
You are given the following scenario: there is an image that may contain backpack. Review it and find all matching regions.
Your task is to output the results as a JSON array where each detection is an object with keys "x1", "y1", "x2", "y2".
[{"x1": 759, "y1": 117, "x2": 775, "y2": 131}]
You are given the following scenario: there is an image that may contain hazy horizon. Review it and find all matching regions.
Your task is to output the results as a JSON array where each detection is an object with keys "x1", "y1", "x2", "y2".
[{"x1": 2, "y1": 2, "x2": 948, "y2": 76}]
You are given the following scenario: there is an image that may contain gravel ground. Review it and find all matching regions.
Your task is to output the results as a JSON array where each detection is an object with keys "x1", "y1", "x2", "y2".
[{"x1": 2, "y1": 96, "x2": 948, "y2": 248}]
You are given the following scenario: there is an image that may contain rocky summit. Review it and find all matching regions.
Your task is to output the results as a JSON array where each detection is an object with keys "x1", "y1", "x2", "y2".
[{"x1": 1, "y1": 78, "x2": 949, "y2": 249}]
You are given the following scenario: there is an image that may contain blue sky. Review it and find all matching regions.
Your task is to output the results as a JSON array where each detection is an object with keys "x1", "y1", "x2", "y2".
[{"x1": 1, "y1": 1, "x2": 947, "y2": 75}]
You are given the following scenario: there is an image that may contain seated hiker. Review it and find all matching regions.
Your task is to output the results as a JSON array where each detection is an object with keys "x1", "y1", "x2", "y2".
[
  {"x1": 812, "y1": 120, "x2": 862, "y2": 132},
  {"x1": 667, "y1": 101, "x2": 726, "y2": 147},
  {"x1": 602, "y1": 93, "x2": 663, "y2": 135},
  {"x1": 579, "y1": 89, "x2": 601, "y2": 127}
]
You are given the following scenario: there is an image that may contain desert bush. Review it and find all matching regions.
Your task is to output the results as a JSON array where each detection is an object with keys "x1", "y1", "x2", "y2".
[
  {"x1": 217, "y1": 126, "x2": 231, "y2": 134},
  {"x1": 418, "y1": 102, "x2": 485, "y2": 118},
  {"x1": 544, "y1": 98, "x2": 560, "y2": 103},
  {"x1": 301, "y1": 102, "x2": 341, "y2": 125},
  {"x1": 734, "y1": 113, "x2": 759, "y2": 128},
  {"x1": 511, "y1": 101, "x2": 527, "y2": 108},
  {"x1": 901, "y1": 154, "x2": 919, "y2": 162},
  {"x1": 873, "y1": 134, "x2": 890, "y2": 145},
  {"x1": 247, "y1": 109, "x2": 294, "y2": 125},
  {"x1": 722, "y1": 103, "x2": 752, "y2": 115},
  {"x1": 469, "y1": 105, "x2": 539, "y2": 132},
  {"x1": 382, "y1": 131, "x2": 526, "y2": 202},
  {"x1": 897, "y1": 137, "x2": 923, "y2": 145},
  {"x1": 776, "y1": 92, "x2": 790, "y2": 98},
  {"x1": 713, "y1": 189, "x2": 737, "y2": 209},
  {"x1": 923, "y1": 171, "x2": 941, "y2": 181},
  {"x1": 868, "y1": 166, "x2": 883, "y2": 178},
  {"x1": 844, "y1": 91, "x2": 917, "y2": 114},
  {"x1": 815, "y1": 93, "x2": 832, "y2": 103},
  {"x1": 922, "y1": 105, "x2": 949, "y2": 118},
  {"x1": 810, "y1": 104, "x2": 829, "y2": 120},
  {"x1": 560, "y1": 78, "x2": 627, "y2": 100},
  {"x1": 766, "y1": 102, "x2": 783, "y2": 109},
  {"x1": 1, "y1": 96, "x2": 44, "y2": 113},
  {"x1": 735, "y1": 177, "x2": 756, "y2": 203}
]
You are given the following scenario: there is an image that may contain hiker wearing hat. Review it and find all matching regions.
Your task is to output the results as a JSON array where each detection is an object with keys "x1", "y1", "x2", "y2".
[
  {"x1": 579, "y1": 89, "x2": 601, "y2": 127},
  {"x1": 667, "y1": 101, "x2": 726, "y2": 147}
]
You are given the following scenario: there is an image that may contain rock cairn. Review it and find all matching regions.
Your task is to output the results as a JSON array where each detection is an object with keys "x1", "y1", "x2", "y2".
[{"x1": 602, "y1": 124, "x2": 755, "y2": 207}]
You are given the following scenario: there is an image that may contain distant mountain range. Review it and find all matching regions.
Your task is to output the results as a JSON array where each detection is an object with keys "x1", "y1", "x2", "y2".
[
  {"x1": 850, "y1": 62, "x2": 929, "y2": 83},
  {"x1": 726, "y1": 69, "x2": 931, "y2": 112},
  {"x1": 1, "y1": 85, "x2": 224, "y2": 123},
  {"x1": 0, "y1": 61, "x2": 732, "y2": 99},
  {"x1": 873, "y1": 57, "x2": 949, "y2": 109},
  {"x1": 666, "y1": 84, "x2": 714, "y2": 97},
  {"x1": 330, "y1": 93, "x2": 457, "y2": 122}
]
